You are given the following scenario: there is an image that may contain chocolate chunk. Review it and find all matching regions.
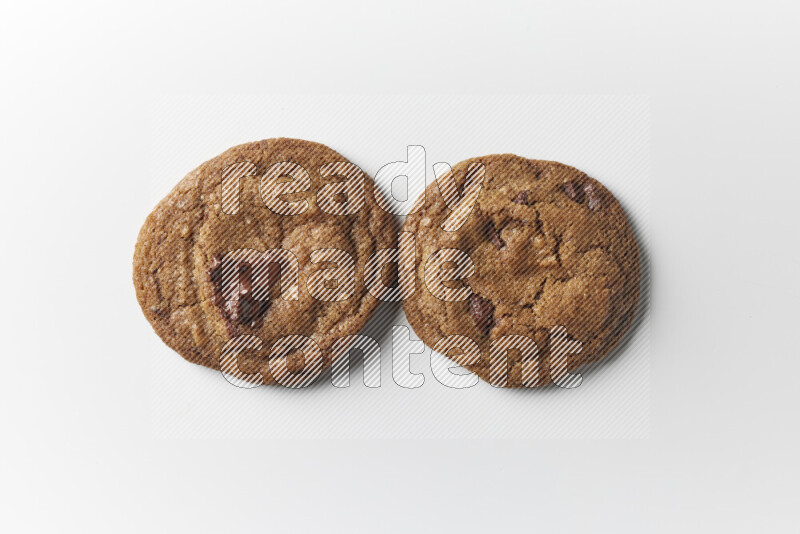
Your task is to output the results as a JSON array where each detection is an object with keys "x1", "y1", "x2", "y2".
[
  {"x1": 513, "y1": 190, "x2": 533, "y2": 205},
  {"x1": 468, "y1": 293, "x2": 494, "y2": 334},
  {"x1": 208, "y1": 255, "x2": 271, "y2": 328},
  {"x1": 584, "y1": 184, "x2": 602, "y2": 210},
  {"x1": 237, "y1": 264, "x2": 252, "y2": 295},
  {"x1": 228, "y1": 295, "x2": 270, "y2": 328},
  {"x1": 563, "y1": 181, "x2": 585, "y2": 203},
  {"x1": 486, "y1": 220, "x2": 505, "y2": 249}
]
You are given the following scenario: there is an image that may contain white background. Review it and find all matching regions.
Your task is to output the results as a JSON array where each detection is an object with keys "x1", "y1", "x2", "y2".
[{"x1": 1, "y1": 1, "x2": 798, "y2": 532}]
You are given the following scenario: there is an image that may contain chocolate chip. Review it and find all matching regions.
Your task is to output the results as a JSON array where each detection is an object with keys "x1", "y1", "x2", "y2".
[
  {"x1": 584, "y1": 184, "x2": 602, "y2": 210},
  {"x1": 486, "y1": 220, "x2": 505, "y2": 249},
  {"x1": 238, "y1": 264, "x2": 252, "y2": 295},
  {"x1": 223, "y1": 299, "x2": 241, "y2": 322},
  {"x1": 468, "y1": 293, "x2": 494, "y2": 335},
  {"x1": 563, "y1": 181, "x2": 585, "y2": 203},
  {"x1": 513, "y1": 190, "x2": 533, "y2": 205},
  {"x1": 230, "y1": 296, "x2": 270, "y2": 328},
  {"x1": 208, "y1": 255, "x2": 271, "y2": 328}
]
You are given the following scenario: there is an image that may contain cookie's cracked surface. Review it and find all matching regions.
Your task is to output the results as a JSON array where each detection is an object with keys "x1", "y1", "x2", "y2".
[
  {"x1": 402, "y1": 154, "x2": 640, "y2": 387},
  {"x1": 133, "y1": 138, "x2": 394, "y2": 383}
]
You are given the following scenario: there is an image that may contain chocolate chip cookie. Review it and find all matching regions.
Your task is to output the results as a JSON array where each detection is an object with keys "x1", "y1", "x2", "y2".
[
  {"x1": 134, "y1": 138, "x2": 394, "y2": 384},
  {"x1": 402, "y1": 154, "x2": 640, "y2": 387}
]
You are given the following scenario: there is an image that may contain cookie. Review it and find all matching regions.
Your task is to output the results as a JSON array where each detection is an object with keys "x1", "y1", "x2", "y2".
[
  {"x1": 402, "y1": 154, "x2": 640, "y2": 387},
  {"x1": 134, "y1": 138, "x2": 394, "y2": 385}
]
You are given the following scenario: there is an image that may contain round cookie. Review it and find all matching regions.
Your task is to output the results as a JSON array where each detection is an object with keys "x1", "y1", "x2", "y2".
[
  {"x1": 134, "y1": 138, "x2": 394, "y2": 385},
  {"x1": 402, "y1": 154, "x2": 640, "y2": 388}
]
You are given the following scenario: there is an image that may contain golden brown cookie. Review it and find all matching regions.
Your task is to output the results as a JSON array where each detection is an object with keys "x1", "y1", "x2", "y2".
[
  {"x1": 402, "y1": 154, "x2": 640, "y2": 387},
  {"x1": 134, "y1": 138, "x2": 394, "y2": 384}
]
